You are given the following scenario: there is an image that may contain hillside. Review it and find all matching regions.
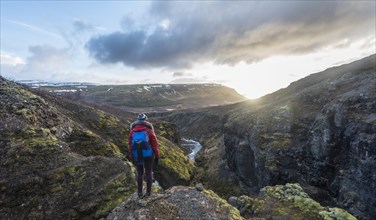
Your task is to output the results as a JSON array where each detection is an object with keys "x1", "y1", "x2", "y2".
[
  {"x1": 33, "y1": 83, "x2": 247, "y2": 112},
  {"x1": 164, "y1": 54, "x2": 376, "y2": 219},
  {"x1": 0, "y1": 77, "x2": 194, "y2": 219}
]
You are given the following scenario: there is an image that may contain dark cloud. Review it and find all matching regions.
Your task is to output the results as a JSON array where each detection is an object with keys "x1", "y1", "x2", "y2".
[{"x1": 86, "y1": 1, "x2": 375, "y2": 68}]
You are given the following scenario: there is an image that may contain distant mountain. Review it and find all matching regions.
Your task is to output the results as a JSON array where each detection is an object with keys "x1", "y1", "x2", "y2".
[
  {"x1": 32, "y1": 83, "x2": 247, "y2": 112},
  {"x1": 164, "y1": 54, "x2": 376, "y2": 219}
]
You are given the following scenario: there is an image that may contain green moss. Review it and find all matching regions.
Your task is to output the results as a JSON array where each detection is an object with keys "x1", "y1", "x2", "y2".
[
  {"x1": 263, "y1": 183, "x2": 321, "y2": 218},
  {"x1": 204, "y1": 189, "x2": 243, "y2": 220},
  {"x1": 235, "y1": 184, "x2": 357, "y2": 219},
  {"x1": 16, "y1": 108, "x2": 29, "y2": 118},
  {"x1": 4, "y1": 87, "x2": 48, "y2": 105},
  {"x1": 238, "y1": 195, "x2": 264, "y2": 215},
  {"x1": 53, "y1": 164, "x2": 77, "y2": 180},
  {"x1": 50, "y1": 185, "x2": 64, "y2": 193},
  {"x1": 104, "y1": 142, "x2": 122, "y2": 156},
  {"x1": 151, "y1": 184, "x2": 164, "y2": 193},
  {"x1": 264, "y1": 148, "x2": 278, "y2": 173},
  {"x1": 98, "y1": 111, "x2": 119, "y2": 129},
  {"x1": 68, "y1": 129, "x2": 123, "y2": 157},
  {"x1": 94, "y1": 173, "x2": 136, "y2": 218},
  {"x1": 319, "y1": 207, "x2": 357, "y2": 220},
  {"x1": 15, "y1": 127, "x2": 58, "y2": 148},
  {"x1": 158, "y1": 138, "x2": 194, "y2": 181}
]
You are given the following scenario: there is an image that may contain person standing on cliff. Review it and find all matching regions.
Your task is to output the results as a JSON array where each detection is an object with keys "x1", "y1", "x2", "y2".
[{"x1": 128, "y1": 113, "x2": 160, "y2": 198}]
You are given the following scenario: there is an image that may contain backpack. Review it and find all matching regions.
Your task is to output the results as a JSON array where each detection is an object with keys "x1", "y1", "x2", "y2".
[{"x1": 131, "y1": 130, "x2": 153, "y2": 164}]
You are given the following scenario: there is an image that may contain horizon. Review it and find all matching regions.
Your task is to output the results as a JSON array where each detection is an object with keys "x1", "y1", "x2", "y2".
[
  {"x1": 1, "y1": 1, "x2": 375, "y2": 99},
  {"x1": 8, "y1": 53, "x2": 374, "y2": 100}
]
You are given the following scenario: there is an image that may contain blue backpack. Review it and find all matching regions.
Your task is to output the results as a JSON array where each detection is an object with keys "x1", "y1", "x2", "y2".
[{"x1": 131, "y1": 130, "x2": 153, "y2": 164}]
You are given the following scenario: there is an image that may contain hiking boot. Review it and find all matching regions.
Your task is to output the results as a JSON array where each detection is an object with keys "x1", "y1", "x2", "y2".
[
  {"x1": 145, "y1": 192, "x2": 151, "y2": 197},
  {"x1": 138, "y1": 192, "x2": 144, "y2": 198}
]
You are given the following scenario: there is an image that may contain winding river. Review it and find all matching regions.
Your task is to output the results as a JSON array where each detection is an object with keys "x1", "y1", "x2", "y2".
[{"x1": 181, "y1": 138, "x2": 203, "y2": 161}]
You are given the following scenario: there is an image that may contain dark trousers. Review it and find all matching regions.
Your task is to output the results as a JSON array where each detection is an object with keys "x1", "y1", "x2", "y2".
[{"x1": 137, "y1": 156, "x2": 153, "y2": 194}]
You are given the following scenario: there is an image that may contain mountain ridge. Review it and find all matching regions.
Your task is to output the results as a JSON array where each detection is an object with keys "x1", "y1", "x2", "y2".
[{"x1": 31, "y1": 83, "x2": 247, "y2": 113}]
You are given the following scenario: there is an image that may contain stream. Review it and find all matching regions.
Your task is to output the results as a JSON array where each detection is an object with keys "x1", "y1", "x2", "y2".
[{"x1": 181, "y1": 138, "x2": 203, "y2": 161}]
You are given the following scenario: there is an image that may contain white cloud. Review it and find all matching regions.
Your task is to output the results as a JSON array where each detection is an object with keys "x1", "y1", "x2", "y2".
[
  {"x1": 27, "y1": 45, "x2": 69, "y2": 70},
  {"x1": 0, "y1": 52, "x2": 25, "y2": 65}
]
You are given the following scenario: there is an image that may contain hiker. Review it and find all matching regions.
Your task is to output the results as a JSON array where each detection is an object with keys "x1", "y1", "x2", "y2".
[{"x1": 128, "y1": 113, "x2": 160, "y2": 198}]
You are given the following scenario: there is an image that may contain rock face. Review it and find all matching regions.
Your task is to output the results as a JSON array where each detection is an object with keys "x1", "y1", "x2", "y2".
[
  {"x1": 107, "y1": 185, "x2": 243, "y2": 220},
  {"x1": 164, "y1": 54, "x2": 376, "y2": 219},
  {"x1": 0, "y1": 77, "x2": 194, "y2": 219}
]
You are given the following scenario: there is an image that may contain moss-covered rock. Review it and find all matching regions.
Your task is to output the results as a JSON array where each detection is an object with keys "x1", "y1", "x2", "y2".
[
  {"x1": 232, "y1": 183, "x2": 356, "y2": 220},
  {"x1": 204, "y1": 189, "x2": 243, "y2": 219},
  {"x1": 155, "y1": 136, "x2": 194, "y2": 188},
  {"x1": 67, "y1": 128, "x2": 123, "y2": 158}
]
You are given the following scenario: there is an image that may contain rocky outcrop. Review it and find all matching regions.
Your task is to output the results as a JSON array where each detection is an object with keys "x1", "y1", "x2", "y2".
[
  {"x1": 229, "y1": 183, "x2": 356, "y2": 219},
  {"x1": 107, "y1": 185, "x2": 243, "y2": 220},
  {"x1": 164, "y1": 54, "x2": 376, "y2": 219},
  {"x1": 107, "y1": 182, "x2": 355, "y2": 220}
]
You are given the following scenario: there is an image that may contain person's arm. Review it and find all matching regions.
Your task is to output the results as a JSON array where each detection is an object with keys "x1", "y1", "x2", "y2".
[{"x1": 148, "y1": 129, "x2": 160, "y2": 158}]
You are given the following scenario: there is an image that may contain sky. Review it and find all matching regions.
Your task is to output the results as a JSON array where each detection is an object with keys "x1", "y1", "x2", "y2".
[{"x1": 1, "y1": 1, "x2": 375, "y2": 99}]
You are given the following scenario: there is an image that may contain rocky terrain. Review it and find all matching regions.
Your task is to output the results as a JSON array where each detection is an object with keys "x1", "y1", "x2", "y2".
[
  {"x1": 107, "y1": 183, "x2": 354, "y2": 220},
  {"x1": 107, "y1": 184, "x2": 242, "y2": 220},
  {"x1": 164, "y1": 54, "x2": 376, "y2": 219},
  {"x1": 0, "y1": 77, "x2": 193, "y2": 219},
  {"x1": 34, "y1": 83, "x2": 247, "y2": 113}
]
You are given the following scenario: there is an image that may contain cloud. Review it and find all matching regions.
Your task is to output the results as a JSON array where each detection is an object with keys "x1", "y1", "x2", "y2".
[
  {"x1": 1, "y1": 45, "x2": 68, "y2": 80},
  {"x1": 0, "y1": 52, "x2": 25, "y2": 66},
  {"x1": 173, "y1": 72, "x2": 192, "y2": 78},
  {"x1": 86, "y1": 1, "x2": 375, "y2": 69},
  {"x1": 27, "y1": 45, "x2": 69, "y2": 70},
  {"x1": 0, "y1": 52, "x2": 25, "y2": 79},
  {"x1": 170, "y1": 77, "x2": 204, "y2": 84}
]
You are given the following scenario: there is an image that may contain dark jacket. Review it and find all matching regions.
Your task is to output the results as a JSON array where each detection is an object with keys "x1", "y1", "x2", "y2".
[{"x1": 128, "y1": 120, "x2": 160, "y2": 158}]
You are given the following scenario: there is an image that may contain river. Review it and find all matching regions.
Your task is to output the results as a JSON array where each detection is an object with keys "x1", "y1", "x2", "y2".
[{"x1": 181, "y1": 138, "x2": 203, "y2": 161}]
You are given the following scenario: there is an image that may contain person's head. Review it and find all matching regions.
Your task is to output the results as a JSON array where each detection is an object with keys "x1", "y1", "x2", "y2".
[{"x1": 137, "y1": 113, "x2": 148, "y2": 121}]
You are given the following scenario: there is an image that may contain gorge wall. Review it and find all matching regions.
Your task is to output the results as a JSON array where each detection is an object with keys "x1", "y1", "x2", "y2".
[{"x1": 164, "y1": 55, "x2": 376, "y2": 219}]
